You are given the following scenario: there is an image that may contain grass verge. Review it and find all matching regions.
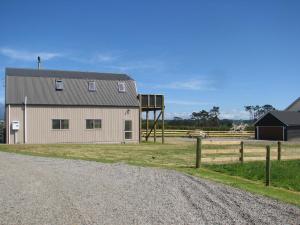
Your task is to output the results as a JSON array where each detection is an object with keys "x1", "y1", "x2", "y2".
[{"x1": 205, "y1": 160, "x2": 300, "y2": 192}]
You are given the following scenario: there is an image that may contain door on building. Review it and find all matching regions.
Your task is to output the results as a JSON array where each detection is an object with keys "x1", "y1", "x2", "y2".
[{"x1": 257, "y1": 126, "x2": 284, "y2": 141}]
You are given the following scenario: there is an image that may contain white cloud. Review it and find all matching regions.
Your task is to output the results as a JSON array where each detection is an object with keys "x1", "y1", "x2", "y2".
[
  {"x1": 164, "y1": 112, "x2": 192, "y2": 119},
  {"x1": 166, "y1": 100, "x2": 214, "y2": 106},
  {"x1": 94, "y1": 53, "x2": 117, "y2": 62},
  {"x1": 220, "y1": 109, "x2": 249, "y2": 120},
  {"x1": 155, "y1": 78, "x2": 216, "y2": 91},
  {"x1": 106, "y1": 60, "x2": 165, "y2": 72},
  {"x1": 69, "y1": 53, "x2": 118, "y2": 64},
  {"x1": 0, "y1": 47, "x2": 61, "y2": 61}
]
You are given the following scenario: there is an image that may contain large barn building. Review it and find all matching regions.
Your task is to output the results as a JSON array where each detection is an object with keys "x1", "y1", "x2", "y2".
[
  {"x1": 255, "y1": 98, "x2": 300, "y2": 141},
  {"x1": 5, "y1": 68, "x2": 142, "y2": 144},
  {"x1": 285, "y1": 97, "x2": 300, "y2": 112}
]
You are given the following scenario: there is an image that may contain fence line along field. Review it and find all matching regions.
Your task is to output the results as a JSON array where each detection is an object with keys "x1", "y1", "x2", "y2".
[
  {"x1": 142, "y1": 129, "x2": 254, "y2": 138},
  {"x1": 200, "y1": 141, "x2": 300, "y2": 163}
]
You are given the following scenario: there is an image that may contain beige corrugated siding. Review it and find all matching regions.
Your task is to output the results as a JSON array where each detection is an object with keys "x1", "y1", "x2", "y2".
[{"x1": 8, "y1": 105, "x2": 139, "y2": 144}]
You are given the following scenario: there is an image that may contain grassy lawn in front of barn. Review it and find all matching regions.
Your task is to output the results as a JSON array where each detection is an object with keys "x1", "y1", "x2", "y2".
[
  {"x1": 205, "y1": 160, "x2": 300, "y2": 192},
  {"x1": 0, "y1": 140, "x2": 300, "y2": 207}
]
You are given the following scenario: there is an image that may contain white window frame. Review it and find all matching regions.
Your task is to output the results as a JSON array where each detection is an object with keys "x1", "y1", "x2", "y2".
[
  {"x1": 118, "y1": 82, "x2": 126, "y2": 93},
  {"x1": 55, "y1": 80, "x2": 64, "y2": 90},
  {"x1": 86, "y1": 119, "x2": 102, "y2": 129},
  {"x1": 88, "y1": 81, "x2": 96, "y2": 92},
  {"x1": 52, "y1": 119, "x2": 69, "y2": 130},
  {"x1": 124, "y1": 120, "x2": 133, "y2": 140}
]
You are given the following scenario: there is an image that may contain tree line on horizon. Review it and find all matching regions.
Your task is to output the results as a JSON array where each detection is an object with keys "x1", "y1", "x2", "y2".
[
  {"x1": 244, "y1": 105, "x2": 276, "y2": 121},
  {"x1": 143, "y1": 104, "x2": 276, "y2": 130}
]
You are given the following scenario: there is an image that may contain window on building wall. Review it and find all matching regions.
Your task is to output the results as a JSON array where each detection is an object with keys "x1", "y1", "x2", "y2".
[
  {"x1": 86, "y1": 119, "x2": 102, "y2": 129},
  {"x1": 88, "y1": 81, "x2": 96, "y2": 91},
  {"x1": 52, "y1": 120, "x2": 60, "y2": 129},
  {"x1": 52, "y1": 119, "x2": 69, "y2": 129},
  {"x1": 124, "y1": 120, "x2": 132, "y2": 140},
  {"x1": 55, "y1": 80, "x2": 64, "y2": 90},
  {"x1": 118, "y1": 82, "x2": 126, "y2": 92}
]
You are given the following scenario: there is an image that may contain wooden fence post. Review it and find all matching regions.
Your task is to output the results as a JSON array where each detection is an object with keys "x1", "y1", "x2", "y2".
[
  {"x1": 239, "y1": 141, "x2": 244, "y2": 163},
  {"x1": 277, "y1": 141, "x2": 281, "y2": 161},
  {"x1": 196, "y1": 137, "x2": 202, "y2": 168},
  {"x1": 266, "y1": 145, "x2": 271, "y2": 186}
]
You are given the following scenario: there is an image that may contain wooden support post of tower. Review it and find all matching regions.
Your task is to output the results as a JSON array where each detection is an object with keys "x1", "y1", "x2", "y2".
[
  {"x1": 139, "y1": 94, "x2": 142, "y2": 143},
  {"x1": 154, "y1": 110, "x2": 157, "y2": 143},
  {"x1": 146, "y1": 111, "x2": 149, "y2": 142},
  {"x1": 162, "y1": 95, "x2": 165, "y2": 144}
]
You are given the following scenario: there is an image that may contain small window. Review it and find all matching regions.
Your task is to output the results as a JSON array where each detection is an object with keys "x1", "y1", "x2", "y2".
[
  {"x1": 86, "y1": 119, "x2": 94, "y2": 129},
  {"x1": 88, "y1": 81, "x2": 96, "y2": 92},
  {"x1": 118, "y1": 82, "x2": 126, "y2": 93},
  {"x1": 94, "y1": 119, "x2": 102, "y2": 128},
  {"x1": 52, "y1": 119, "x2": 60, "y2": 129},
  {"x1": 61, "y1": 120, "x2": 69, "y2": 129},
  {"x1": 55, "y1": 80, "x2": 64, "y2": 90},
  {"x1": 86, "y1": 119, "x2": 102, "y2": 129},
  {"x1": 52, "y1": 119, "x2": 69, "y2": 129},
  {"x1": 124, "y1": 120, "x2": 133, "y2": 140}
]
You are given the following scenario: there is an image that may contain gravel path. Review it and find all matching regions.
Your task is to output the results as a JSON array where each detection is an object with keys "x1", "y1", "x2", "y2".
[{"x1": 0, "y1": 152, "x2": 299, "y2": 225}]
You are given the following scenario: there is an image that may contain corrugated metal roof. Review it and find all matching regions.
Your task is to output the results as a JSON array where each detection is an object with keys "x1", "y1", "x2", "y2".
[
  {"x1": 285, "y1": 97, "x2": 300, "y2": 112},
  {"x1": 6, "y1": 68, "x2": 139, "y2": 107},
  {"x1": 6, "y1": 68, "x2": 133, "y2": 80},
  {"x1": 255, "y1": 111, "x2": 300, "y2": 126}
]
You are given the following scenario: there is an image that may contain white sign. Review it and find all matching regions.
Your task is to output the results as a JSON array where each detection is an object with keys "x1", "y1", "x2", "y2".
[{"x1": 12, "y1": 121, "x2": 20, "y2": 131}]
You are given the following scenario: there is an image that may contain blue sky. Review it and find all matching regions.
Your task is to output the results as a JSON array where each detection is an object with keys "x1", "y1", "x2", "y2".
[{"x1": 0, "y1": 0, "x2": 299, "y2": 119}]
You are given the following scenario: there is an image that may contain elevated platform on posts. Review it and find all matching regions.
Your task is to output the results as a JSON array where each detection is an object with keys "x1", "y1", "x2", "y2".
[{"x1": 138, "y1": 94, "x2": 165, "y2": 144}]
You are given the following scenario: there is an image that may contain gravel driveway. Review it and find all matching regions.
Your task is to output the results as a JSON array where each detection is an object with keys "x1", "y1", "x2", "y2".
[{"x1": 0, "y1": 152, "x2": 299, "y2": 225}]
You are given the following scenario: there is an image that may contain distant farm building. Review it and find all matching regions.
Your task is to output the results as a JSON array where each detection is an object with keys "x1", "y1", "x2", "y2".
[
  {"x1": 5, "y1": 68, "x2": 164, "y2": 144},
  {"x1": 255, "y1": 98, "x2": 300, "y2": 141}
]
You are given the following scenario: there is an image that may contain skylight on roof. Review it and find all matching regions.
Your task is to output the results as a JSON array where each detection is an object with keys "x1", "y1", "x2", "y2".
[
  {"x1": 55, "y1": 80, "x2": 64, "y2": 90},
  {"x1": 118, "y1": 82, "x2": 126, "y2": 93},
  {"x1": 88, "y1": 81, "x2": 96, "y2": 92}
]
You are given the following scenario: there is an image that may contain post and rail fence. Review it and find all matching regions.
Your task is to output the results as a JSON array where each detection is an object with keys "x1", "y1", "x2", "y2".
[{"x1": 194, "y1": 140, "x2": 288, "y2": 187}]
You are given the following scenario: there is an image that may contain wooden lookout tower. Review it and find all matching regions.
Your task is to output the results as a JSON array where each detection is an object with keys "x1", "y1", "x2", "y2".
[{"x1": 138, "y1": 94, "x2": 165, "y2": 144}]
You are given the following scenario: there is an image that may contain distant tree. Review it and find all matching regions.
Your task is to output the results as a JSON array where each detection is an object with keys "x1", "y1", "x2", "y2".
[
  {"x1": 244, "y1": 105, "x2": 254, "y2": 120},
  {"x1": 0, "y1": 103, "x2": 4, "y2": 120},
  {"x1": 245, "y1": 104, "x2": 276, "y2": 121},
  {"x1": 191, "y1": 107, "x2": 220, "y2": 127},
  {"x1": 208, "y1": 106, "x2": 220, "y2": 126},
  {"x1": 199, "y1": 110, "x2": 209, "y2": 126},
  {"x1": 191, "y1": 111, "x2": 201, "y2": 127},
  {"x1": 262, "y1": 104, "x2": 276, "y2": 112}
]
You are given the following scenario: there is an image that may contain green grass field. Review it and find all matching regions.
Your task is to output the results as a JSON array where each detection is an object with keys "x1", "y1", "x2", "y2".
[
  {"x1": 205, "y1": 160, "x2": 300, "y2": 192},
  {"x1": 0, "y1": 140, "x2": 299, "y2": 206}
]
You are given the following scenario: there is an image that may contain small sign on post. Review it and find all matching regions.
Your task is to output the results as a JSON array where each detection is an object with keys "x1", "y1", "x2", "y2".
[
  {"x1": 266, "y1": 145, "x2": 271, "y2": 186},
  {"x1": 239, "y1": 141, "x2": 244, "y2": 163},
  {"x1": 196, "y1": 137, "x2": 202, "y2": 168},
  {"x1": 277, "y1": 141, "x2": 281, "y2": 161}
]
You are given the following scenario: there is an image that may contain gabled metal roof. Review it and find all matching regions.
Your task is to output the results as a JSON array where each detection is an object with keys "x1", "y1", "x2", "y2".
[
  {"x1": 285, "y1": 97, "x2": 300, "y2": 112},
  {"x1": 5, "y1": 68, "x2": 139, "y2": 107},
  {"x1": 255, "y1": 111, "x2": 300, "y2": 126},
  {"x1": 6, "y1": 68, "x2": 133, "y2": 80}
]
